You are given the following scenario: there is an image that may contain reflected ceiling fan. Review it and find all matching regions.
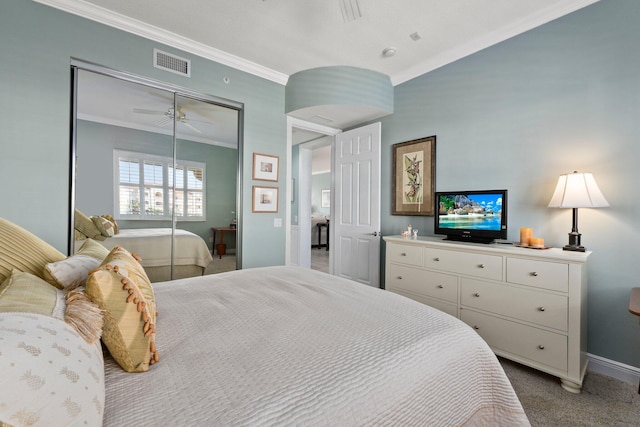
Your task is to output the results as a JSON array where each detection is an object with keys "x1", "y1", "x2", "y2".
[{"x1": 133, "y1": 105, "x2": 208, "y2": 134}]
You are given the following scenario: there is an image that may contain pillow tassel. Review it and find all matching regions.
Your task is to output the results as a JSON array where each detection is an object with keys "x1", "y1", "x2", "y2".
[{"x1": 64, "y1": 288, "x2": 104, "y2": 344}]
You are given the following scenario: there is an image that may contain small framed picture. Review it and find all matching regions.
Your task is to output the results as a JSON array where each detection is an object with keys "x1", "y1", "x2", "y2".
[
  {"x1": 252, "y1": 186, "x2": 279, "y2": 213},
  {"x1": 253, "y1": 153, "x2": 279, "y2": 182},
  {"x1": 321, "y1": 189, "x2": 330, "y2": 208}
]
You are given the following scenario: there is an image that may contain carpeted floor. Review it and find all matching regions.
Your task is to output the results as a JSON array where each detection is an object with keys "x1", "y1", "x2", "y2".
[
  {"x1": 500, "y1": 357, "x2": 640, "y2": 426},
  {"x1": 203, "y1": 255, "x2": 236, "y2": 275}
]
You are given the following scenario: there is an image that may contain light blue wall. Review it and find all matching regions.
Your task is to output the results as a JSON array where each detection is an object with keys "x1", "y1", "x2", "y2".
[
  {"x1": 0, "y1": 1, "x2": 285, "y2": 267},
  {"x1": 380, "y1": 0, "x2": 640, "y2": 367}
]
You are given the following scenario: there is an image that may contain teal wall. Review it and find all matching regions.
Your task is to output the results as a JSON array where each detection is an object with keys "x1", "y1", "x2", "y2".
[
  {"x1": 380, "y1": 0, "x2": 640, "y2": 367},
  {"x1": 0, "y1": 1, "x2": 285, "y2": 267}
]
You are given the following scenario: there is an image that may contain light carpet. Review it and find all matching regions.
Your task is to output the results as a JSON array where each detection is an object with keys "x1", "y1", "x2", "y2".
[{"x1": 500, "y1": 357, "x2": 640, "y2": 426}]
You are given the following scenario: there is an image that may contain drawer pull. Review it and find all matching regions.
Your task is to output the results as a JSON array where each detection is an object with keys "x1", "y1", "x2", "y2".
[
  {"x1": 530, "y1": 272, "x2": 539, "y2": 277},
  {"x1": 473, "y1": 293, "x2": 480, "y2": 297},
  {"x1": 434, "y1": 257, "x2": 440, "y2": 262},
  {"x1": 397, "y1": 276, "x2": 403, "y2": 280},
  {"x1": 538, "y1": 345, "x2": 545, "y2": 350},
  {"x1": 478, "y1": 264, "x2": 485, "y2": 269},
  {"x1": 473, "y1": 325, "x2": 480, "y2": 330},
  {"x1": 400, "y1": 252, "x2": 407, "y2": 256},
  {"x1": 538, "y1": 307, "x2": 546, "y2": 312},
  {"x1": 437, "y1": 285, "x2": 444, "y2": 289}
]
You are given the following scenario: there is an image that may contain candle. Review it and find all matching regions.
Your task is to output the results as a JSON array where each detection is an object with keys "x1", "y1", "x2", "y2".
[
  {"x1": 520, "y1": 228, "x2": 532, "y2": 245},
  {"x1": 529, "y1": 237, "x2": 544, "y2": 248}
]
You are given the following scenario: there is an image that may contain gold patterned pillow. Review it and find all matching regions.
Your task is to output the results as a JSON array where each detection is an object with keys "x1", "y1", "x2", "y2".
[
  {"x1": 91, "y1": 216, "x2": 115, "y2": 237},
  {"x1": 74, "y1": 209, "x2": 103, "y2": 240},
  {"x1": 86, "y1": 246, "x2": 158, "y2": 372},
  {"x1": 0, "y1": 270, "x2": 65, "y2": 318},
  {"x1": 0, "y1": 312, "x2": 105, "y2": 426},
  {"x1": 0, "y1": 217, "x2": 66, "y2": 285}
]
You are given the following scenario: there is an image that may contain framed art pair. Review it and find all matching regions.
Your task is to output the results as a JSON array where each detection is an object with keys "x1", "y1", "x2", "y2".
[{"x1": 252, "y1": 153, "x2": 279, "y2": 213}]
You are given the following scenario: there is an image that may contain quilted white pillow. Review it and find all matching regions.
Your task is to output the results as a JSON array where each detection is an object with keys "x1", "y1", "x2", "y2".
[{"x1": 0, "y1": 312, "x2": 105, "y2": 426}]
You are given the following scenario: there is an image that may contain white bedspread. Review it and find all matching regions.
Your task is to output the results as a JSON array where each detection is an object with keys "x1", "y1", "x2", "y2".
[
  {"x1": 96, "y1": 228, "x2": 212, "y2": 268},
  {"x1": 103, "y1": 266, "x2": 529, "y2": 426}
]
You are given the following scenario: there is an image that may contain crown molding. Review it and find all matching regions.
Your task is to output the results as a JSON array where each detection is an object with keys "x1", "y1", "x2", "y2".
[
  {"x1": 32, "y1": 0, "x2": 289, "y2": 85},
  {"x1": 391, "y1": 0, "x2": 600, "y2": 85}
]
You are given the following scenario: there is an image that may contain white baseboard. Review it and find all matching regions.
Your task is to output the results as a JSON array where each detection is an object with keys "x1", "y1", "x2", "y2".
[{"x1": 587, "y1": 353, "x2": 640, "y2": 386}]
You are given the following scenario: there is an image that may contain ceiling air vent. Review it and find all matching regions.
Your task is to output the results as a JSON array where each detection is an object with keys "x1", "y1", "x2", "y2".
[{"x1": 153, "y1": 49, "x2": 191, "y2": 77}]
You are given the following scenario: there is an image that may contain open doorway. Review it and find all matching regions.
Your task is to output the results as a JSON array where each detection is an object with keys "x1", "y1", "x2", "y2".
[{"x1": 309, "y1": 144, "x2": 331, "y2": 273}]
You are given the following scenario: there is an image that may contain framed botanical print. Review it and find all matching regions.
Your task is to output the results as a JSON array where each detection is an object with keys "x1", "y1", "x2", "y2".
[
  {"x1": 253, "y1": 153, "x2": 279, "y2": 182},
  {"x1": 392, "y1": 136, "x2": 436, "y2": 216}
]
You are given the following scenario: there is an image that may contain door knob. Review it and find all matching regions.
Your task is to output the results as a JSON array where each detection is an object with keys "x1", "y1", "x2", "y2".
[{"x1": 370, "y1": 231, "x2": 379, "y2": 236}]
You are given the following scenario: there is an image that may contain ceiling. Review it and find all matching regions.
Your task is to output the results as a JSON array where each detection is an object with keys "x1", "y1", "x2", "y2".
[
  {"x1": 39, "y1": 0, "x2": 598, "y2": 86},
  {"x1": 52, "y1": 0, "x2": 599, "y2": 145}
]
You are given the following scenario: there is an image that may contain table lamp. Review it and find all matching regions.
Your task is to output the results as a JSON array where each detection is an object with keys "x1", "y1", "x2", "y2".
[{"x1": 548, "y1": 171, "x2": 609, "y2": 252}]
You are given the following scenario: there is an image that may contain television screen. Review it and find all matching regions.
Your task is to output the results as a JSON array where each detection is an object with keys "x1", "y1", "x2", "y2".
[{"x1": 434, "y1": 190, "x2": 507, "y2": 243}]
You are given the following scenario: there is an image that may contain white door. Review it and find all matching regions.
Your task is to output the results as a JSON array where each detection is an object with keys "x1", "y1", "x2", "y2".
[{"x1": 331, "y1": 122, "x2": 381, "y2": 287}]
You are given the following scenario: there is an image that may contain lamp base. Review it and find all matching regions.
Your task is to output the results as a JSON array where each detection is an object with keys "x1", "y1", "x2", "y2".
[{"x1": 564, "y1": 230, "x2": 585, "y2": 252}]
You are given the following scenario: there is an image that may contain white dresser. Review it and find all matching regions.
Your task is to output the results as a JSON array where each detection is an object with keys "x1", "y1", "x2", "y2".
[{"x1": 383, "y1": 235, "x2": 590, "y2": 393}]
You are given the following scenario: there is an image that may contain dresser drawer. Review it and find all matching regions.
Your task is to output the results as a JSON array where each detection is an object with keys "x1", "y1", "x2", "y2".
[
  {"x1": 387, "y1": 243, "x2": 424, "y2": 267},
  {"x1": 461, "y1": 278, "x2": 568, "y2": 331},
  {"x1": 387, "y1": 264, "x2": 458, "y2": 303},
  {"x1": 507, "y1": 258, "x2": 569, "y2": 292},
  {"x1": 461, "y1": 309, "x2": 567, "y2": 372},
  {"x1": 390, "y1": 289, "x2": 458, "y2": 317},
  {"x1": 424, "y1": 248, "x2": 502, "y2": 281}
]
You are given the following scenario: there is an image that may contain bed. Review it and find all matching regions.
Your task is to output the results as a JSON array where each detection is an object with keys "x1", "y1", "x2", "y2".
[
  {"x1": 0, "y1": 217, "x2": 530, "y2": 426},
  {"x1": 76, "y1": 228, "x2": 213, "y2": 282}
]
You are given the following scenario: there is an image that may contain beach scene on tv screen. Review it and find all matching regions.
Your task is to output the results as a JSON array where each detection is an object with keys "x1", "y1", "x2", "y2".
[{"x1": 437, "y1": 194, "x2": 503, "y2": 231}]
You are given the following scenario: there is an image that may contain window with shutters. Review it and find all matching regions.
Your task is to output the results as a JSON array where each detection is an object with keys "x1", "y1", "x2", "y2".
[{"x1": 114, "y1": 150, "x2": 205, "y2": 221}]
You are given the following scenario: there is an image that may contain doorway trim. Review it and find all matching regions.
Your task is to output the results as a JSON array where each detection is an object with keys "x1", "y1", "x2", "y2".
[{"x1": 285, "y1": 116, "x2": 341, "y2": 268}]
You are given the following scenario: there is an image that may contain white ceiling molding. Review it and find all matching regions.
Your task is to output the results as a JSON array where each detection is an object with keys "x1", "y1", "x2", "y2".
[
  {"x1": 33, "y1": 0, "x2": 289, "y2": 85},
  {"x1": 391, "y1": 0, "x2": 600, "y2": 85}
]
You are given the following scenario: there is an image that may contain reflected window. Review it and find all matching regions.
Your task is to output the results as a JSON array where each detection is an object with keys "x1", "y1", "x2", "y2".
[{"x1": 115, "y1": 149, "x2": 205, "y2": 221}]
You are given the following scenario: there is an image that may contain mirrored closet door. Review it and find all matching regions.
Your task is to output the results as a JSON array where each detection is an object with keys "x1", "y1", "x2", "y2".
[{"x1": 71, "y1": 62, "x2": 242, "y2": 281}]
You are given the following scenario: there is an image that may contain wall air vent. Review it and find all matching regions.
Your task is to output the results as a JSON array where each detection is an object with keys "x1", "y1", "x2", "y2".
[{"x1": 153, "y1": 49, "x2": 191, "y2": 77}]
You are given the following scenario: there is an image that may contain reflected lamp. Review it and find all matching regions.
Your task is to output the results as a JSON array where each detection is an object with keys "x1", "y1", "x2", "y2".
[{"x1": 548, "y1": 171, "x2": 609, "y2": 252}]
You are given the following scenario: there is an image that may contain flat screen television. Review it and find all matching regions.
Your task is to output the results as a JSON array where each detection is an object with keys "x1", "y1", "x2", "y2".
[{"x1": 434, "y1": 190, "x2": 507, "y2": 244}]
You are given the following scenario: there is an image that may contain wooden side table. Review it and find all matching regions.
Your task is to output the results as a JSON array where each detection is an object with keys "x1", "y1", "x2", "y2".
[
  {"x1": 211, "y1": 227, "x2": 236, "y2": 259},
  {"x1": 316, "y1": 220, "x2": 329, "y2": 251}
]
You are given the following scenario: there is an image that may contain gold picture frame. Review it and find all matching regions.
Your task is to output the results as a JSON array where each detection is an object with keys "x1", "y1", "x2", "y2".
[
  {"x1": 253, "y1": 153, "x2": 279, "y2": 182},
  {"x1": 392, "y1": 136, "x2": 436, "y2": 216},
  {"x1": 252, "y1": 185, "x2": 279, "y2": 213}
]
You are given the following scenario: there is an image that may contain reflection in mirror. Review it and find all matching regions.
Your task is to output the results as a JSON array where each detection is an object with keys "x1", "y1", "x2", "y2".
[{"x1": 73, "y1": 67, "x2": 241, "y2": 281}]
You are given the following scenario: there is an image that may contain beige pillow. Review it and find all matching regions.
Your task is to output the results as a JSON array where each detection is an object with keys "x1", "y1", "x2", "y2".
[
  {"x1": 91, "y1": 216, "x2": 115, "y2": 237},
  {"x1": 74, "y1": 209, "x2": 102, "y2": 240},
  {"x1": 0, "y1": 270, "x2": 65, "y2": 318},
  {"x1": 42, "y1": 239, "x2": 111, "y2": 289},
  {"x1": 0, "y1": 217, "x2": 66, "y2": 284},
  {"x1": 86, "y1": 246, "x2": 158, "y2": 372},
  {"x1": 0, "y1": 313, "x2": 105, "y2": 427},
  {"x1": 101, "y1": 214, "x2": 119, "y2": 234}
]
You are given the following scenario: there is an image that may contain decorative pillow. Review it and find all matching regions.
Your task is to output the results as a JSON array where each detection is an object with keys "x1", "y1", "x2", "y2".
[
  {"x1": 0, "y1": 312, "x2": 105, "y2": 427},
  {"x1": 101, "y1": 214, "x2": 119, "y2": 235},
  {"x1": 73, "y1": 209, "x2": 102, "y2": 240},
  {"x1": 0, "y1": 217, "x2": 66, "y2": 285},
  {"x1": 91, "y1": 216, "x2": 115, "y2": 237},
  {"x1": 86, "y1": 246, "x2": 158, "y2": 372},
  {"x1": 42, "y1": 239, "x2": 110, "y2": 289},
  {"x1": 0, "y1": 270, "x2": 65, "y2": 319}
]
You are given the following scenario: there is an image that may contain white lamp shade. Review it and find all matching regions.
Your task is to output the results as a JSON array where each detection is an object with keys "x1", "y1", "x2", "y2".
[{"x1": 548, "y1": 172, "x2": 609, "y2": 208}]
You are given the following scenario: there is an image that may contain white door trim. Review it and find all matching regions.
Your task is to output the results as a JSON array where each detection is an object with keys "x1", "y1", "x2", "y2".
[{"x1": 285, "y1": 117, "x2": 341, "y2": 267}]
